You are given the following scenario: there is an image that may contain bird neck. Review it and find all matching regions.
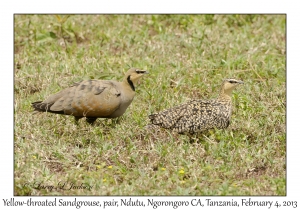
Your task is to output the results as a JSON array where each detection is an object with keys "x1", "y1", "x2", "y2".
[
  {"x1": 218, "y1": 86, "x2": 233, "y2": 101},
  {"x1": 126, "y1": 75, "x2": 135, "y2": 91}
]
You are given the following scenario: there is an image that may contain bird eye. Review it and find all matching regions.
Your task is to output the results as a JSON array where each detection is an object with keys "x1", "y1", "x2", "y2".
[{"x1": 136, "y1": 70, "x2": 145, "y2": 74}]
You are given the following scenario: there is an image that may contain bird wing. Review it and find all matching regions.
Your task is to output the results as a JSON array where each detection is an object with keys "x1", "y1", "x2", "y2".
[
  {"x1": 172, "y1": 100, "x2": 229, "y2": 133},
  {"x1": 49, "y1": 80, "x2": 122, "y2": 117},
  {"x1": 149, "y1": 99, "x2": 229, "y2": 134},
  {"x1": 32, "y1": 87, "x2": 74, "y2": 113},
  {"x1": 149, "y1": 100, "x2": 194, "y2": 129}
]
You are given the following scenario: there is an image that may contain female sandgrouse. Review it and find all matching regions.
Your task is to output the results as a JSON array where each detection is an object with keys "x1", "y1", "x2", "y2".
[
  {"x1": 148, "y1": 78, "x2": 243, "y2": 134},
  {"x1": 32, "y1": 68, "x2": 148, "y2": 124}
]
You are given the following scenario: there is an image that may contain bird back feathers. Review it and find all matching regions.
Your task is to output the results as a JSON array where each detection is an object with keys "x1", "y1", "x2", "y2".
[{"x1": 149, "y1": 99, "x2": 231, "y2": 134}]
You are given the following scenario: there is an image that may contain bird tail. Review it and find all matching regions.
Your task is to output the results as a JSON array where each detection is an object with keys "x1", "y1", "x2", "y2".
[
  {"x1": 31, "y1": 101, "x2": 64, "y2": 114},
  {"x1": 148, "y1": 114, "x2": 162, "y2": 125},
  {"x1": 32, "y1": 101, "x2": 51, "y2": 112},
  {"x1": 148, "y1": 113, "x2": 156, "y2": 121}
]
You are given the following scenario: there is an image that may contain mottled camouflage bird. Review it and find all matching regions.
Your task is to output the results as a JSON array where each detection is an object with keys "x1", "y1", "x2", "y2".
[
  {"x1": 32, "y1": 68, "x2": 148, "y2": 124},
  {"x1": 148, "y1": 78, "x2": 244, "y2": 134}
]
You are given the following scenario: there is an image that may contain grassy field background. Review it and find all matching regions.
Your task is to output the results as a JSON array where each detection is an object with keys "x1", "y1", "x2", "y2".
[{"x1": 14, "y1": 14, "x2": 286, "y2": 195}]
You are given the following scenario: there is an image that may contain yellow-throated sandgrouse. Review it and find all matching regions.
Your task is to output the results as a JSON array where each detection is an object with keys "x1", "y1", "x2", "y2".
[
  {"x1": 32, "y1": 68, "x2": 148, "y2": 124},
  {"x1": 148, "y1": 78, "x2": 243, "y2": 134}
]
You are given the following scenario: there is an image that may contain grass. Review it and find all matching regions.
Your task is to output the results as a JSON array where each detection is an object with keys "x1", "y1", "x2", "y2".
[{"x1": 14, "y1": 14, "x2": 286, "y2": 195}]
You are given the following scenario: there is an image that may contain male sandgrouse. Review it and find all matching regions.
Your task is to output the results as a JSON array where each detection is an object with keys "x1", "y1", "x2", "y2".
[
  {"x1": 32, "y1": 68, "x2": 148, "y2": 124},
  {"x1": 148, "y1": 78, "x2": 243, "y2": 134}
]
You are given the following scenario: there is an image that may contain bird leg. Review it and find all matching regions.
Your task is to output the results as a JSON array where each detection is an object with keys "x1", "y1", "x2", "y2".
[
  {"x1": 187, "y1": 133, "x2": 199, "y2": 144},
  {"x1": 86, "y1": 117, "x2": 98, "y2": 124},
  {"x1": 74, "y1": 116, "x2": 83, "y2": 124},
  {"x1": 111, "y1": 117, "x2": 123, "y2": 125}
]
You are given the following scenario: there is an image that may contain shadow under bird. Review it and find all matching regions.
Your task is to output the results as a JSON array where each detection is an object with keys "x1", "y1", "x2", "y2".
[
  {"x1": 32, "y1": 68, "x2": 148, "y2": 124},
  {"x1": 148, "y1": 78, "x2": 244, "y2": 135}
]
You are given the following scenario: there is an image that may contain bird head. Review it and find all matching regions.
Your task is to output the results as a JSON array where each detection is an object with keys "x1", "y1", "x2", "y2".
[
  {"x1": 124, "y1": 68, "x2": 149, "y2": 90},
  {"x1": 220, "y1": 78, "x2": 244, "y2": 97}
]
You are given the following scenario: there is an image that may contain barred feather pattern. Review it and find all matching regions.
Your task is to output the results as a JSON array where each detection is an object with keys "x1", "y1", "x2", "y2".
[
  {"x1": 148, "y1": 78, "x2": 243, "y2": 135},
  {"x1": 149, "y1": 99, "x2": 231, "y2": 134}
]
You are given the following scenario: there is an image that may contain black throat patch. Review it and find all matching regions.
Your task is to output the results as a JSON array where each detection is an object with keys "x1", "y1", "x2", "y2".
[{"x1": 127, "y1": 75, "x2": 135, "y2": 91}]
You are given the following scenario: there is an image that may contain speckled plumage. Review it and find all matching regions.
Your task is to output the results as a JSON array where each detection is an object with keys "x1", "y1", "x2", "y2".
[
  {"x1": 32, "y1": 68, "x2": 148, "y2": 124},
  {"x1": 148, "y1": 78, "x2": 243, "y2": 134}
]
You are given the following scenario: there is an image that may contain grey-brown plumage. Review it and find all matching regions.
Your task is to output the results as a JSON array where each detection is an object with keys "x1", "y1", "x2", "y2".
[
  {"x1": 32, "y1": 68, "x2": 148, "y2": 124},
  {"x1": 148, "y1": 79, "x2": 244, "y2": 134}
]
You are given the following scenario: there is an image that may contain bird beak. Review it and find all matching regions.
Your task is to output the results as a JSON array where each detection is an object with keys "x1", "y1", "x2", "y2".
[{"x1": 237, "y1": 80, "x2": 244, "y2": 84}]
